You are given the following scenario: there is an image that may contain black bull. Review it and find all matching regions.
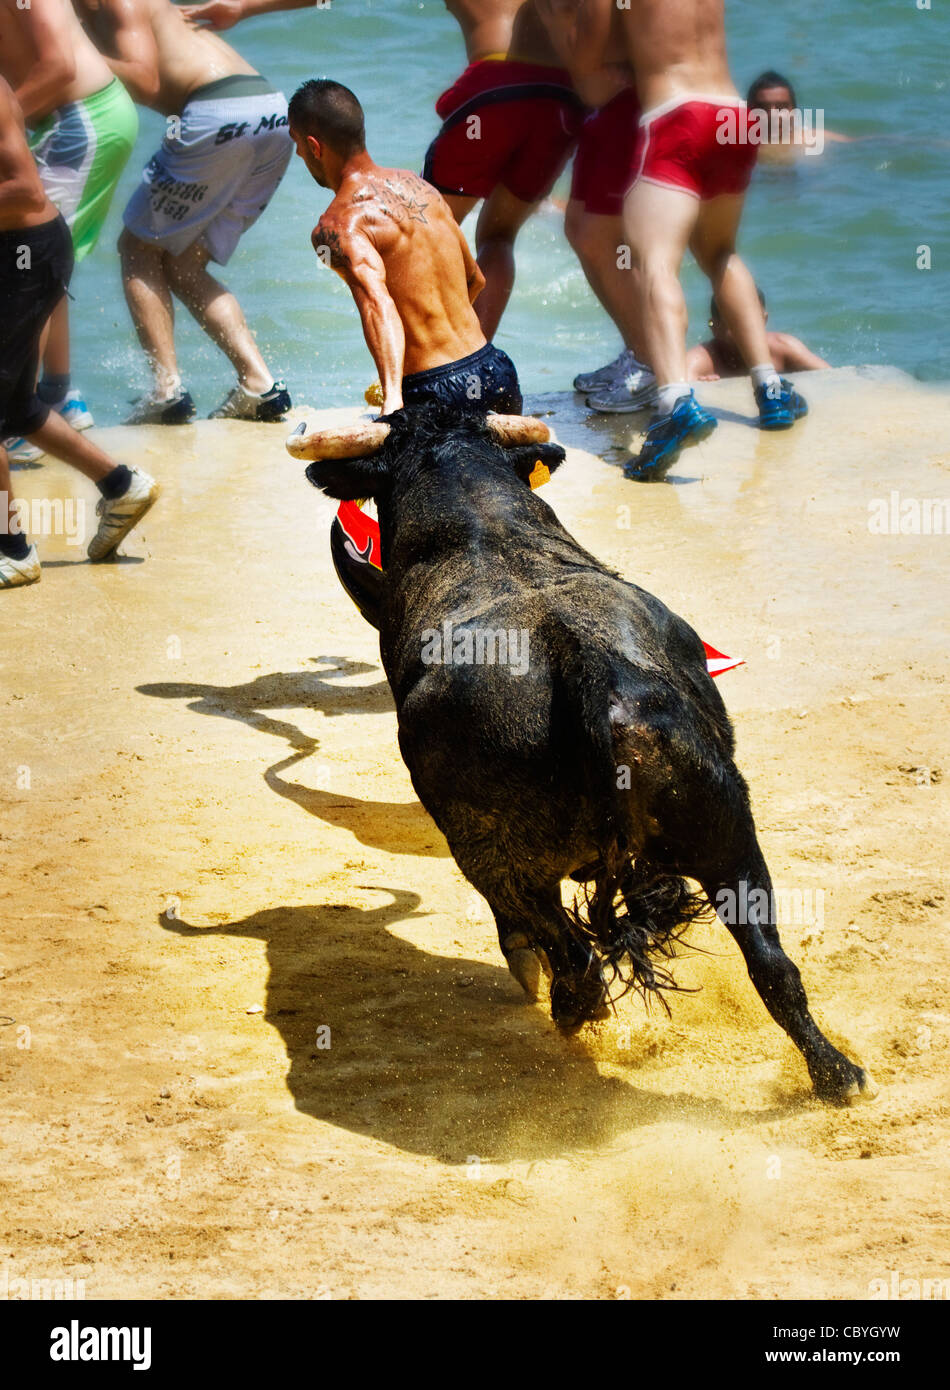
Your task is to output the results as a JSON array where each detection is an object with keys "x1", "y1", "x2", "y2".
[{"x1": 305, "y1": 405, "x2": 870, "y2": 1104}]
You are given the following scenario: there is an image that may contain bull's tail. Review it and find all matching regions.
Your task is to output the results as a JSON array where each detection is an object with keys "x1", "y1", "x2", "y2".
[
  {"x1": 570, "y1": 853, "x2": 710, "y2": 1014},
  {"x1": 558, "y1": 643, "x2": 712, "y2": 1014}
]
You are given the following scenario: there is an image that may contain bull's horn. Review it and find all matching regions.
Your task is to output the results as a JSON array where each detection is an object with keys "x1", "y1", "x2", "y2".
[
  {"x1": 486, "y1": 413, "x2": 551, "y2": 446},
  {"x1": 286, "y1": 417, "x2": 391, "y2": 461},
  {"x1": 285, "y1": 410, "x2": 550, "y2": 462}
]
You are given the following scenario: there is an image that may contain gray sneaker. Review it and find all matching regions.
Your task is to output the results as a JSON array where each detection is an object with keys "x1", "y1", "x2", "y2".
[
  {"x1": 0, "y1": 543, "x2": 41, "y2": 589},
  {"x1": 87, "y1": 467, "x2": 160, "y2": 561},
  {"x1": 573, "y1": 348, "x2": 638, "y2": 394},
  {"x1": 208, "y1": 380, "x2": 291, "y2": 421},
  {"x1": 124, "y1": 390, "x2": 195, "y2": 426},
  {"x1": 587, "y1": 366, "x2": 658, "y2": 414}
]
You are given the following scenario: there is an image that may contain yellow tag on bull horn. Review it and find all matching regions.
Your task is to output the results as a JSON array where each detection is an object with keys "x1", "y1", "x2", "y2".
[
  {"x1": 365, "y1": 381, "x2": 384, "y2": 407},
  {"x1": 528, "y1": 459, "x2": 551, "y2": 490}
]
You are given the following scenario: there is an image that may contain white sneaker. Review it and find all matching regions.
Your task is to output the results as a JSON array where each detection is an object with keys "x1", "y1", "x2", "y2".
[
  {"x1": 87, "y1": 467, "x2": 161, "y2": 561},
  {"x1": 2, "y1": 436, "x2": 45, "y2": 464},
  {"x1": 587, "y1": 366, "x2": 658, "y2": 414},
  {"x1": 573, "y1": 348, "x2": 639, "y2": 394},
  {"x1": 0, "y1": 543, "x2": 41, "y2": 589},
  {"x1": 58, "y1": 389, "x2": 94, "y2": 431}
]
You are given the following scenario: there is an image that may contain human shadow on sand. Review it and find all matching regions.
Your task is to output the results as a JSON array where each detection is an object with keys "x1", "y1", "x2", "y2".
[
  {"x1": 160, "y1": 888, "x2": 790, "y2": 1164},
  {"x1": 137, "y1": 656, "x2": 394, "y2": 753},
  {"x1": 138, "y1": 657, "x2": 447, "y2": 857},
  {"x1": 265, "y1": 749, "x2": 450, "y2": 858}
]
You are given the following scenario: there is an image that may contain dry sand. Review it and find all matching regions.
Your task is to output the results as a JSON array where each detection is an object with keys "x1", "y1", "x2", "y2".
[{"x1": 2, "y1": 367, "x2": 948, "y2": 1300}]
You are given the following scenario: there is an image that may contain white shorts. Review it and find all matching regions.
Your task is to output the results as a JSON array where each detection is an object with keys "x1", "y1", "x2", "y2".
[{"x1": 122, "y1": 79, "x2": 292, "y2": 264}]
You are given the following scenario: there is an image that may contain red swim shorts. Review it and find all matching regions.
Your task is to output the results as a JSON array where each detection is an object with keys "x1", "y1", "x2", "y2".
[
  {"x1": 632, "y1": 96, "x2": 758, "y2": 200},
  {"x1": 570, "y1": 86, "x2": 642, "y2": 216},
  {"x1": 423, "y1": 59, "x2": 585, "y2": 205}
]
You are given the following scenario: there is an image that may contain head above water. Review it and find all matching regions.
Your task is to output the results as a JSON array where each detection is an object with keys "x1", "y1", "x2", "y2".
[
  {"x1": 288, "y1": 79, "x2": 367, "y2": 188},
  {"x1": 710, "y1": 287, "x2": 767, "y2": 345},
  {"x1": 747, "y1": 70, "x2": 797, "y2": 114}
]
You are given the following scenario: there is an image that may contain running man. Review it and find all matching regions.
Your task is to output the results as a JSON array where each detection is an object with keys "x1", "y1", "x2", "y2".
[
  {"x1": 423, "y1": 1, "x2": 585, "y2": 337},
  {"x1": 688, "y1": 289, "x2": 829, "y2": 381},
  {"x1": 0, "y1": 77, "x2": 158, "y2": 589},
  {"x1": 0, "y1": 0, "x2": 141, "y2": 461},
  {"x1": 289, "y1": 78, "x2": 522, "y2": 625},
  {"x1": 538, "y1": 0, "x2": 653, "y2": 412},
  {"x1": 289, "y1": 79, "x2": 522, "y2": 418},
  {"x1": 99, "y1": 0, "x2": 293, "y2": 423},
  {"x1": 559, "y1": 0, "x2": 808, "y2": 481}
]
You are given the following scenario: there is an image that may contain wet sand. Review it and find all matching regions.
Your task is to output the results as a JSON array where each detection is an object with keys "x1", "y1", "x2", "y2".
[{"x1": 2, "y1": 367, "x2": 948, "y2": 1299}]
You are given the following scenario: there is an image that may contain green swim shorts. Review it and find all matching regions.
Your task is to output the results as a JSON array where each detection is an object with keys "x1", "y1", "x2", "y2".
[{"x1": 29, "y1": 77, "x2": 139, "y2": 263}]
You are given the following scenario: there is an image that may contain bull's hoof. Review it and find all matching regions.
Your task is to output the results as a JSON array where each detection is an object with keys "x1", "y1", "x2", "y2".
[
  {"x1": 812, "y1": 1059, "x2": 878, "y2": 1106},
  {"x1": 501, "y1": 933, "x2": 550, "y2": 1000},
  {"x1": 550, "y1": 973, "x2": 609, "y2": 1033}
]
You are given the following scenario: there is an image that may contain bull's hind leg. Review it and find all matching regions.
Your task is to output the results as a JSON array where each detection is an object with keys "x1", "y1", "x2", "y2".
[
  {"x1": 701, "y1": 845, "x2": 872, "y2": 1104},
  {"x1": 487, "y1": 893, "x2": 606, "y2": 1029},
  {"x1": 492, "y1": 910, "x2": 552, "y2": 1000}
]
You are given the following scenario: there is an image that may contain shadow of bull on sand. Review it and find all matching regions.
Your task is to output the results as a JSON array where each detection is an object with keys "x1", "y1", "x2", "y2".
[{"x1": 160, "y1": 888, "x2": 789, "y2": 1164}]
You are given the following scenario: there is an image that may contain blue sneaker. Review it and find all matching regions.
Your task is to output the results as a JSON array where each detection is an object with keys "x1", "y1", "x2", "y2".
[
  {"x1": 58, "y1": 389, "x2": 94, "y2": 431},
  {"x1": 755, "y1": 377, "x2": 808, "y2": 430},
  {"x1": 2, "y1": 435, "x2": 45, "y2": 464},
  {"x1": 624, "y1": 391, "x2": 717, "y2": 482}
]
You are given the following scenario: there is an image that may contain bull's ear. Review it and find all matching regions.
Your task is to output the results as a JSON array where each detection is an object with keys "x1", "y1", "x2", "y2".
[
  {"x1": 505, "y1": 441, "x2": 567, "y2": 488},
  {"x1": 304, "y1": 454, "x2": 390, "y2": 501}
]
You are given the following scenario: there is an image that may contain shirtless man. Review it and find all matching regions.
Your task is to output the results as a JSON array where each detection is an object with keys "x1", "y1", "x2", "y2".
[
  {"x1": 289, "y1": 78, "x2": 521, "y2": 418},
  {"x1": 97, "y1": 0, "x2": 293, "y2": 422},
  {"x1": 423, "y1": 1, "x2": 585, "y2": 337},
  {"x1": 688, "y1": 289, "x2": 829, "y2": 381},
  {"x1": 559, "y1": 0, "x2": 808, "y2": 481},
  {"x1": 0, "y1": 0, "x2": 140, "y2": 461},
  {"x1": 0, "y1": 77, "x2": 158, "y2": 588},
  {"x1": 538, "y1": 0, "x2": 653, "y2": 412}
]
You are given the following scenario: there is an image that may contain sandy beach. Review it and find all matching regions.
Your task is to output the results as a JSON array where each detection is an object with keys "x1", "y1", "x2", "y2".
[{"x1": 2, "y1": 367, "x2": 948, "y2": 1300}]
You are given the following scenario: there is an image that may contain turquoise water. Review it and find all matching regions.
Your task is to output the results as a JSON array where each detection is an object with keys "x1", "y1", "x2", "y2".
[{"x1": 69, "y1": 0, "x2": 949, "y2": 421}]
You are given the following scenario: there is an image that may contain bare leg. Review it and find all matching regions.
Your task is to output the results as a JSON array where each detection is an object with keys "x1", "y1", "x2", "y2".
[
  {"x1": 165, "y1": 240, "x2": 272, "y2": 393},
  {"x1": 690, "y1": 195, "x2": 771, "y2": 371},
  {"x1": 621, "y1": 180, "x2": 699, "y2": 386},
  {"x1": 0, "y1": 444, "x2": 19, "y2": 534},
  {"x1": 441, "y1": 192, "x2": 478, "y2": 227},
  {"x1": 473, "y1": 184, "x2": 538, "y2": 339},
  {"x1": 565, "y1": 199, "x2": 648, "y2": 361},
  {"x1": 119, "y1": 228, "x2": 181, "y2": 398},
  {"x1": 26, "y1": 411, "x2": 117, "y2": 485}
]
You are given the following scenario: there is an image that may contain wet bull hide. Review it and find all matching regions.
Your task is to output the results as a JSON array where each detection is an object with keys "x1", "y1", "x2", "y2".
[{"x1": 302, "y1": 404, "x2": 871, "y2": 1104}]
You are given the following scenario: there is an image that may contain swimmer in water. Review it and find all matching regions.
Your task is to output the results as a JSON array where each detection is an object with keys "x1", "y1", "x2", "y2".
[
  {"x1": 687, "y1": 289, "x2": 830, "y2": 381},
  {"x1": 746, "y1": 70, "x2": 853, "y2": 165}
]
